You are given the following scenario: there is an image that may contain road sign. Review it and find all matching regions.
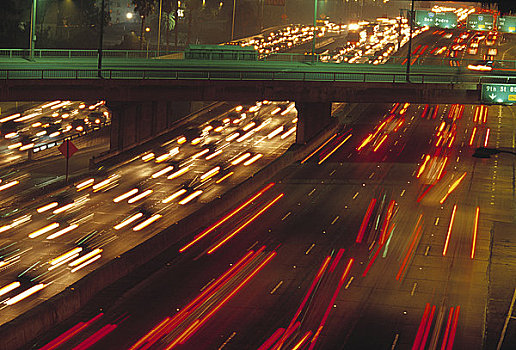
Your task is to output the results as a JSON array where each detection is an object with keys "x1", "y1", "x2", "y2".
[
  {"x1": 415, "y1": 11, "x2": 457, "y2": 29},
  {"x1": 498, "y1": 16, "x2": 516, "y2": 33},
  {"x1": 58, "y1": 139, "x2": 78, "y2": 159},
  {"x1": 415, "y1": 10, "x2": 436, "y2": 27},
  {"x1": 467, "y1": 14, "x2": 494, "y2": 31},
  {"x1": 435, "y1": 12, "x2": 457, "y2": 29},
  {"x1": 481, "y1": 84, "x2": 516, "y2": 104}
]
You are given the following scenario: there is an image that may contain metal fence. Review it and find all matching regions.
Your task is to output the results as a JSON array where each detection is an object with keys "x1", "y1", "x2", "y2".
[
  {"x1": 2, "y1": 49, "x2": 516, "y2": 70},
  {"x1": 2, "y1": 68, "x2": 515, "y2": 86}
]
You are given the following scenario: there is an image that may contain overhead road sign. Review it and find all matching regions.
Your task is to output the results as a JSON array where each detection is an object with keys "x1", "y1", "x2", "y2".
[
  {"x1": 415, "y1": 11, "x2": 457, "y2": 29},
  {"x1": 415, "y1": 10, "x2": 436, "y2": 27},
  {"x1": 481, "y1": 84, "x2": 516, "y2": 104},
  {"x1": 435, "y1": 12, "x2": 457, "y2": 29},
  {"x1": 498, "y1": 16, "x2": 516, "y2": 33},
  {"x1": 467, "y1": 14, "x2": 494, "y2": 31}
]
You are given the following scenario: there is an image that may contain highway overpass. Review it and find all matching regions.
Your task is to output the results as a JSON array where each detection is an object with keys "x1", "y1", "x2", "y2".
[{"x1": 2, "y1": 55, "x2": 515, "y2": 148}]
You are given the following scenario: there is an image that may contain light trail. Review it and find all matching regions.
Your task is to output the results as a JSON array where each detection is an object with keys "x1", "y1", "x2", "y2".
[
  {"x1": 114, "y1": 213, "x2": 144, "y2": 230},
  {"x1": 469, "y1": 126, "x2": 477, "y2": 146},
  {"x1": 439, "y1": 172, "x2": 467, "y2": 204},
  {"x1": 471, "y1": 206, "x2": 479, "y2": 259},
  {"x1": 373, "y1": 134, "x2": 388, "y2": 152},
  {"x1": 207, "y1": 193, "x2": 284, "y2": 254},
  {"x1": 179, "y1": 183, "x2": 275, "y2": 252},
  {"x1": 308, "y1": 259, "x2": 354, "y2": 350},
  {"x1": 47, "y1": 224, "x2": 79, "y2": 240},
  {"x1": 396, "y1": 215, "x2": 423, "y2": 281},
  {"x1": 484, "y1": 128, "x2": 490, "y2": 147},
  {"x1": 177, "y1": 190, "x2": 203, "y2": 205},
  {"x1": 113, "y1": 188, "x2": 138, "y2": 203},
  {"x1": 4, "y1": 283, "x2": 46, "y2": 305},
  {"x1": 443, "y1": 204, "x2": 457, "y2": 256},
  {"x1": 29, "y1": 222, "x2": 60, "y2": 239},
  {"x1": 39, "y1": 313, "x2": 104, "y2": 350},
  {"x1": 356, "y1": 198, "x2": 376, "y2": 243},
  {"x1": 133, "y1": 214, "x2": 162, "y2": 231},
  {"x1": 301, "y1": 133, "x2": 337, "y2": 163},
  {"x1": 318, "y1": 133, "x2": 352, "y2": 164}
]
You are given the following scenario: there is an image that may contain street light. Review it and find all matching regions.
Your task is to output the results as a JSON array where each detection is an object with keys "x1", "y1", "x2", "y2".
[
  {"x1": 98, "y1": 0, "x2": 106, "y2": 78},
  {"x1": 472, "y1": 147, "x2": 516, "y2": 158},
  {"x1": 29, "y1": 0, "x2": 37, "y2": 60},
  {"x1": 406, "y1": 0, "x2": 414, "y2": 82},
  {"x1": 231, "y1": 0, "x2": 236, "y2": 41},
  {"x1": 311, "y1": 0, "x2": 318, "y2": 63}
]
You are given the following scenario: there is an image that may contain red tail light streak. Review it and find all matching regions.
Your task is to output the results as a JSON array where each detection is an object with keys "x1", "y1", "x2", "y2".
[
  {"x1": 131, "y1": 248, "x2": 275, "y2": 350},
  {"x1": 179, "y1": 183, "x2": 275, "y2": 253},
  {"x1": 318, "y1": 133, "x2": 352, "y2": 164},
  {"x1": 441, "y1": 306, "x2": 461, "y2": 350},
  {"x1": 396, "y1": 214, "x2": 423, "y2": 281},
  {"x1": 356, "y1": 198, "x2": 377, "y2": 243},
  {"x1": 412, "y1": 303, "x2": 435, "y2": 350},
  {"x1": 439, "y1": 172, "x2": 467, "y2": 205},
  {"x1": 274, "y1": 256, "x2": 332, "y2": 349},
  {"x1": 308, "y1": 259, "x2": 354, "y2": 350},
  {"x1": 301, "y1": 134, "x2": 337, "y2": 164},
  {"x1": 71, "y1": 323, "x2": 118, "y2": 350},
  {"x1": 207, "y1": 193, "x2": 284, "y2": 254},
  {"x1": 471, "y1": 207, "x2": 479, "y2": 259},
  {"x1": 442, "y1": 204, "x2": 457, "y2": 256},
  {"x1": 39, "y1": 313, "x2": 104, "y2": 350}
]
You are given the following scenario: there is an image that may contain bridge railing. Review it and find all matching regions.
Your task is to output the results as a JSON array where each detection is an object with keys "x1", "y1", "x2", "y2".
[
  {"x1": 2, "y1": 68, "x2": 515, "y2": 86},
  {"x1": 2, "y1": 49, "x2": 516, "y2": 70},
  {"x1": 0, "y1": 49, "x2": 184, "y2": 59}
]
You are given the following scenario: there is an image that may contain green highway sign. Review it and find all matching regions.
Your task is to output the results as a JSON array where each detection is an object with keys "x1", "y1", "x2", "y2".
[
  {"x1": 481, "y1": 84, "x2": 516, "y2": 104},
  {"x1": 435, "y1": 12, "x2": 457, "y2": 29},
  {"x1": 415, "y1": 10, "x2": 457, "y2": 29},
  {"x1": 498, "y1": 16, "x2": 516, "y2": 33},
  {"x1": 467, "y1": 14, "x2": 494, "y2": 31},
  {"x1": 415, "y1": 10, "x2": 436, "y2": 27}
]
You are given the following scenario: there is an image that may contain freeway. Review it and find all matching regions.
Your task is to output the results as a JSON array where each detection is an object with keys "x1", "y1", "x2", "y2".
[
  {"x1": 31, "y1": 97, "x2": 512, "y2": 349},
  {"x1": 0, "y1": 100, "x2": 300, "y2": 327}
]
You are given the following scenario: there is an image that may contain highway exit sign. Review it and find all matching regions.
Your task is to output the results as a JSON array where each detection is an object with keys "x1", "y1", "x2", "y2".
[
  {"x1": 498, "y1": 16, "x2": 516, "y2": 33},
  {"x1": 481, "y1": 84, "x2": 516, "y2": 104},
  {"x1": 467, "y1": 14, "x2": 494, "y2": 31}
]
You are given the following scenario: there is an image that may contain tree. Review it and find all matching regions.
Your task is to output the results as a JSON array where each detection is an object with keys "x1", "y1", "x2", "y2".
[{"x1": 132, "y1": 0, "x2": 158, "y2": 50}]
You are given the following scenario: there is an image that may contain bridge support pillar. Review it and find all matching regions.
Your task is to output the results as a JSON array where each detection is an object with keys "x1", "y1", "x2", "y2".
[
  {"x1": 295, "y1": 102, "x2": 333, "y2": 144},
  {"x1": 108, "y1": 101, "x2": 191, "y2": 152}
]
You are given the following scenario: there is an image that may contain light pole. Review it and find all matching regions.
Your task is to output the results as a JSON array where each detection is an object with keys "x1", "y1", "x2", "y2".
[
  {"x1": 29, "y1": 0, "x2": 37, "y2": 60},
  {"x1": 157, "y1": 0, "x2": 163, "y2": 55},
  {"x1": 406, "y1": 0, "x2": 414, "y2": 82},
  {"x1": 311, "y1": 0, "x2": 318, "y2": 63},
  {"x1": 98, "y1": 0, "x2": 106, "y2": 78},
  {"x1": 231, "y1": 0, "x2": 236, "y2": 41}
]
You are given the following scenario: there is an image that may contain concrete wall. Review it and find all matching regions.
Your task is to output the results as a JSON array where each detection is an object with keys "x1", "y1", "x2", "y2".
[
  {"x1": 109, "y1": 100, "x2": 194, "y2": 152},
  {"x1": 0, "y1": 120, "x2": 341, "y2": 350}
]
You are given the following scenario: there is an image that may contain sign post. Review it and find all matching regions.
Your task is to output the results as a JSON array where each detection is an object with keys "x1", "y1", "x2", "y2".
[{"x1": 58, "y1": 139, "x2": 78, "y2": 183}]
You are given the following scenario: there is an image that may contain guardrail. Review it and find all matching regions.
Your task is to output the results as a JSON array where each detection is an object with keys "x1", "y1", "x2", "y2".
[
  {"x1": 0, "y1": 49, "x2": 184, "y2": 59},
  {"x1": 3, "y1": 68, "x2": 516, "y2": 85},
  {"x1": 2, "y1": 48, "x2": 516, "y2": 70}
]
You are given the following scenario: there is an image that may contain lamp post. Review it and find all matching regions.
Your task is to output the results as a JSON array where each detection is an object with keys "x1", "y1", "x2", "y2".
[
  {"x1": 406, "y1": 0, "x2": 414, "y2": 82},
  {"x1": 473, "y1": 147, "x2": 516, "y2": 158},
  {"x1": 311, "y1": 0, "x2": 318, "y2": 63},
  {"x1": 231, "y1": 0, "x2": 236, "y2": 41},
  {"x1": 29, "y1": 0, "x2": 37, "y2": 60},
  {"x1": 98, "y1": 0, "x2": 105, "y2": 78},
  {"x1": 157, "y1": 0, "x2": 163, "y2": 55}
]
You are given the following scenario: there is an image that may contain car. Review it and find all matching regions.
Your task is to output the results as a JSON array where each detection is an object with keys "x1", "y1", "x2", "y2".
[{"x1": 467, "y1": 60, "x2": 493, "y2": 71}]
